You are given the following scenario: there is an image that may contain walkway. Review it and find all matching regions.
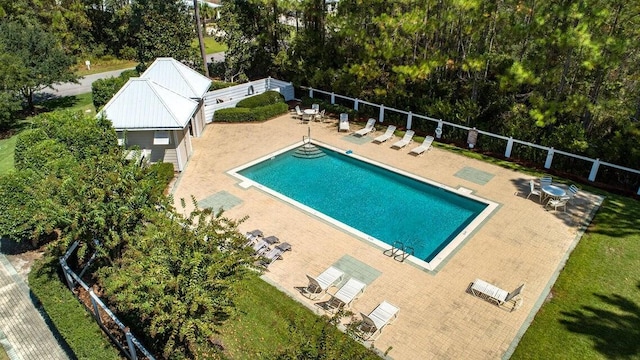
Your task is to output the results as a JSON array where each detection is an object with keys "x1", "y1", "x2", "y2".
[{"x1": 0, "y1": 254, "x2": 69, "y2": 360}]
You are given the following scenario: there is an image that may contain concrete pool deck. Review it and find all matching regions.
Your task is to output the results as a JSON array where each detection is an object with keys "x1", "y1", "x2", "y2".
[{"x1": 172, "y1": 114, "x2": 603, "y2": 359}]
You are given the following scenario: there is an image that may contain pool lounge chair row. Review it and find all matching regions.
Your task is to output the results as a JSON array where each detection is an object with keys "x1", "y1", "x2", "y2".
[
  {"x1": 372, "y1": 125, "x2": 434, "y2": 155},
  {"x1": 244, "y1": 229, "x2": 292, "y2": 268},
  {"x1": 303, "y1": 266, "x2": 400, "y2": 340}
]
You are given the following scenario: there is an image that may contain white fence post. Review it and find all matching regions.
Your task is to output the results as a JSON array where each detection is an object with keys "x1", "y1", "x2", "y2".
[
  {"x1": 407, "y1": 112, "x2": 413, "y2": 130},
  {"x1": 379, "y1": 104, "x2": 385, "y2": 123},
  {"x1": 354, "y1": 99, "x2": 359, "y2": 111},
  {"x1": 544, "y1": 148, "x2": 555, "y2": 169},
  {"x1": 637, "y1": 186, "x2": 640, "y2": 195},
  {"x1": 505, "y1": 137, "x2": 514, "y2": 158},
  {"x1": 435, "y1": 120, "x2": 443, "y2": 139},
  {"x1": 309, "y1": 88, "x2": 314, "y2": 98},
  {"x1": 266, "y1": 76, "x2": 271, "y2": 90},
  {"x1": 588, "y1": 159, "x2": 600, "y2": 182},
  {"x1": 331, "y1": 92, "x2": 335, "y2": 104}
]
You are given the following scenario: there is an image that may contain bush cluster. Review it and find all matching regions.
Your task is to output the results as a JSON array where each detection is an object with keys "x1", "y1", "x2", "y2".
[
  {"x1": 214, "y1": 91, "x2": 288, "y2": 122},
  {"x1": 300, "y1": 97, "x2": 358, "y2": 120}
]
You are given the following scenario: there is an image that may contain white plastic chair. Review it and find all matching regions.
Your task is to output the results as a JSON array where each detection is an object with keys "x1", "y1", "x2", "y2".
[
  {"x1": 304, "y1": 266, "x2": 344, "y2": 300},
  {"x1": 354, "y1": 118, "x2": 376, "y2": 137},
  {"x1": 358, "y1": 301, "x2": 399, "y2": 340},
  {"x1": 391, "y1": 130, "x2": 415, "y2": 149},
  {"x1": 526, "y1": 179, "x2": 542, "y2": 203},
  {"x1": 373, "y1": 125, "x2": 396, "y2": 143},
  {"x1": 338, "y1": 113, "x2": 350, "y2": 132},
  {"x1": 409, "y1": 136, "x2": 434, "y2": 155},
  {"x1": 326, "y1": 278, "x2": 366, "y2": 311}
]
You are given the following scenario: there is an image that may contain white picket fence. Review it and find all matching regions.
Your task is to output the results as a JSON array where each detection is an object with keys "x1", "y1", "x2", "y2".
[
  {"x1": 303, "y1": 86, "x2": 640, "y2": 195},
  {"x1": 203, "y1": 77, "x2": 294, "y2": 122}
]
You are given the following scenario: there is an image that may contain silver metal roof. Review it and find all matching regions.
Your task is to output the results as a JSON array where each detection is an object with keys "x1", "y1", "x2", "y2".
[
  {"x1": 99, "y1": 78, "x2": 199, "y2": 130},
  {"x1": 141, "y1": 57, "x2": 212, "y2": 99}
]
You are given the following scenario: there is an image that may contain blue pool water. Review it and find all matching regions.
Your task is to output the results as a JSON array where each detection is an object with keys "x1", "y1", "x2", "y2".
[{"x1": 238, "y1": 146, "x2": 487, "y2": 262}]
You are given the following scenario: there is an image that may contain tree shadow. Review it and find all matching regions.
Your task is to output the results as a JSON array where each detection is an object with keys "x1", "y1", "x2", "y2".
[
  {"x1": 559, "y1": 284, "x2": 640, "y2": 358},
  {"x1": 35, "y1": 94, "x2": 80, "y2": 112}
]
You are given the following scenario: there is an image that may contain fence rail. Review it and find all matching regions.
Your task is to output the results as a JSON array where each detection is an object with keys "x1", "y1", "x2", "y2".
[
  {"x1": 302, "y1": 86, "x2": 640, "y2": 195},
  {"x1": 60, "y1": 240, "x2": 155, "y2": 360}
]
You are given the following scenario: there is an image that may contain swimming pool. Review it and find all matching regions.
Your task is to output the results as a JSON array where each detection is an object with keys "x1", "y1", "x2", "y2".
[{"x1": 229, "y1": 140, "x2": 498, "y2": 271}]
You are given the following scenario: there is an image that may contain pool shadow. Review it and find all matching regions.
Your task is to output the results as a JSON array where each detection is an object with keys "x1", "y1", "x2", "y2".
[{"x1": 559, "y1": 283, "x2": 640, "y2": 358}]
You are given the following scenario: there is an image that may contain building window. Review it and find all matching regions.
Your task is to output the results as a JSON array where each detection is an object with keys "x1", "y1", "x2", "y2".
[
  {"x1": 117, "y1": 132, "x2": 125, "y2": 146},
  {"x1": 153, "y1": 131, "x2": 170, "y2": 145}
]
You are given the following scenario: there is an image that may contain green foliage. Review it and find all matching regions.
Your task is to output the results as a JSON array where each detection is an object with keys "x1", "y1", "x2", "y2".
[
  {"x1": 0, "y1": 90, "x2": 21, "y2": 132},
  {"x1": 0, "y1": 136, "x2": 17, "y2": 175},
  {"x1": 301, "y1": 98, "x2": 358, "y2": 120},
  {"x1": 0, "y1": 21, "x2": 77, "y2": 110},
  {"x1": 130, "y1": 0, "x2": 200, "y2": 68},
  {"x1": 147, "y1": 162, "x2": 175, "y2": 194},
  {"x1": 209, "y1": 80, "x2": 235, "y2": 91},
  {"x1": 98, "y1": 206, "x2": 253, "y2": 359},
  {"x1": 28, "y1": 256, "x2": 122, "y2": 360},
  {"x1": 14, "y1": 128, "x2": 49, "y2": 169},
  {"x1": 236, "y1": 90, "x2": 285, "y2": 108},
  {"x1": 92, "y1": 70, "x2": 138, "y2": 109},
  {"x1": 214, "y1": 102, "x2": 288, "y2": 123},
  {"x1": 214, "y1": 107, "x2": 256, "y2": 122}
]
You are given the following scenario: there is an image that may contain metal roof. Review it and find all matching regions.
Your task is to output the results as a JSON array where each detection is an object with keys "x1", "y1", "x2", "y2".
[
  {"x1": 141, "y1": 57, "x2": 212, "y2": 99},
  {"x1": 99, "y1": 78, "x2": 199, "y2": 130}
]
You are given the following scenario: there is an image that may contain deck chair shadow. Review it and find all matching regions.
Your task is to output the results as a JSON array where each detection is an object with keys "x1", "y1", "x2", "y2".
[
  {"x1": 303, "y1": 266, "x2": 344, "y2": 300},
  {"x1": 325, "y1": 278, "x2": 366, "y2": 312},
  {"x1": 470, "y1": 279, "x2": 524, "y2": 311},
  {"x1": 409, "y1": 136, "x2": 434, "y2": 156},
  {"x1": 391, "y1": 130, "x2": 415, "y2": 149},
  {"x1": 358, "y1": 301, "x2": 399, "y2": 340},
  {"x1": 373, "y1": 125, "x2": 396, "y2": 143},
  {"x1": 354, "y1": 118, "x2": 376, "y2": 137}
]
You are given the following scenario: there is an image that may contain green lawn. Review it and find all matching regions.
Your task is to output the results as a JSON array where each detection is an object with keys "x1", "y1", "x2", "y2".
[
  {"x1": 0, "y1": 346, "x2": 9, "y2": 360},
  {"x1": 192, "y1": 36, "x2": 227, "y2": 54},
  {"x1": 0, "y1": 136, "x2": 16, "y2": 175},
  {"x1": 75, "y1": 58, "x2": 137, "y2": 77},
  {"x1": 512, "y1": 193, "x2": 640, "y2": 359}
]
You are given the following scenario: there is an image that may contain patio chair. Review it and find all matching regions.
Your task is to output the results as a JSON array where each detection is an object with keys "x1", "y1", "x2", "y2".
[
  {"x1": 339, "y1": 113, "x2": 350, "y2": 132},
  {"x1": 312, "y1": 103, "x2": 320, "y2": 111},
  {"x1": 526, "y1": 179, "x2": 542, "y2": 203},
  {"x1": 409, "y1": 136, "x2": 434, "y2": 155},
  {"x1": 252, "y1": 239, "x2": 270, "y2": 255},
  {"x1": 358, "y1": 301, "x2": 399, "y2": 340},
  {"x1": 303, "y1": 266, "x2": 344, "y2": 300},
  {"x1": 471, "y1": 279, "x2": 524, "y2": 310},
  {"x1": 354, "y1": 118, "x2": 376, "y2": 137},
  {"x1": 263, "y1": 235, "x2": 280, "y2": 245},
  {"x1": 258, "y1": 242, "x2": 291, "y2": 267},
  {"x1": 294, "y1": 105, "x2": 304, "y2": 121},
  {"x1": 373, "y1": 125, "x2": 397, "y2": 143},
  {"x1": 326, "y1": 278, "x2": 366, "y2": 311},
  {"x1": 244, "y1": 229, "x2": 263, "y2": 246},
  {"x1": 546, "y1": 197, "x2": 569, "y2": 212},
  {"x1": 314, "y1": 109, "x2": 326, "y2": 122},
  {"x1": 391, "y1": 130, "x2": 415, "y2": 149}
]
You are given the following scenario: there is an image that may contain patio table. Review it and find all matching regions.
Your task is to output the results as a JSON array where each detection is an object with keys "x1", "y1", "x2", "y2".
[{"x1": 542, "y1": 184, "x2": 566, "y2": 203}]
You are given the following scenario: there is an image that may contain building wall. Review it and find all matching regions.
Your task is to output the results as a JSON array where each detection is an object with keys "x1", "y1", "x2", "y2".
[{"x1": 119, "y1": 128, "x2": 193, "y2": 172}]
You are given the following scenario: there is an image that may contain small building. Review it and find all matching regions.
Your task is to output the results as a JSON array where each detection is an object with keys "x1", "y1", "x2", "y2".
[{"x1": 99, "y1": 57, "x2": 212, "y2": 172}]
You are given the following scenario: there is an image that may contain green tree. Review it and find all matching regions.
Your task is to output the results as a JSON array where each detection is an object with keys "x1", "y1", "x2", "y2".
[
  {"x1": 130, "y1": 0, "x2": 200, "y2": 68},
  {"x1": 0, "y1": 20, "x2": 78, "y2": 111}
]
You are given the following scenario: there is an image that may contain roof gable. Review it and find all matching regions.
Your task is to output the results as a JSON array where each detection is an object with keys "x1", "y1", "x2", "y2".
[
  {"x1": 98, "y1": 78, "x2": 199, "y2": 130},
  {"x1": 141, "y1": 58, "x2": 212, "y2": 99}
]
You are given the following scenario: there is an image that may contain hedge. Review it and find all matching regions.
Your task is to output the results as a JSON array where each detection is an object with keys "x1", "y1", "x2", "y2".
[
  {"x1": 214, "y1": 102, "x2": 288, "y2": 123},
  {"x1": 28, "y1": 257, "x2": 122, "y2": 360},
  {"x1": 236, "y1": 90, "x2": 285, "y2": 108}
]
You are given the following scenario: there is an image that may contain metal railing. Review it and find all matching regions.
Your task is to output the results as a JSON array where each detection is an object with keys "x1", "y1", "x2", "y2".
[{"x1": 302, "y1": 86, "x2": 640, "y2": 195}]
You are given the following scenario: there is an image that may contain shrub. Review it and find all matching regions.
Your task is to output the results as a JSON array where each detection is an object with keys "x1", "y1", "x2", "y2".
[
  {"x1": 14, "y1": 128, "x2": 49, "y2": 169},
  {"x1": 147, "y1": 162, "x2": 175, "y2": 194},
  {"x1": 209, "y1": 80, "x2": 235, "y2": 91},
  {"x1": 236, "y1": 90, "x2": 284, "y2": 109},
  {"x1": 214, "y1": 108, "x2": 256, "y2": 122},
  {"x1": 29, "y1": 257, "x2": 122, "y2": 360},
  {"x1": 252, "y1": 102, "x2": 289, "y2": 121}
]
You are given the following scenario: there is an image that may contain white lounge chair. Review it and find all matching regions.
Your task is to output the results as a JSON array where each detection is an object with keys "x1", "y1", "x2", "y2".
[
  {"x1": 354, "y1": 118, "x2": 376, "y2": 137},
  {"x1": 258, "y1": 242, "x2": 291, "y2": 267},
  {"x1": 526, "y1": 179, "x2": 542, "y2": 203},
  {"x1": 304, "y1": 266, "x2": 344, "y2": 300},
  {"x1": 358, "y1": 301, "x2": 399, "y2": 340},
  {"x1": 471, "y1": 279, "x2": 524, "y2": 310},
  {"x1": 409, "y1": 136, "x2": 434, "y2": 155},
  {"x1": 373, "y1": 125, "x2": 396, "y2": 143},
  {"x1": 293, "y1": 105, "x2": 304, "y2": 121},
  {"x1": 251, "y1": 239, "x2": 270, "y2": 255},
  {"x1": 338, "y1": 113, "x2": 350, "y2": 132},
  {"x1": 326, "y1": 278, "x2": 366, "y2": 311},
  {"x1": 391, "y1": 130, "x2": 415, "y2": 149}
]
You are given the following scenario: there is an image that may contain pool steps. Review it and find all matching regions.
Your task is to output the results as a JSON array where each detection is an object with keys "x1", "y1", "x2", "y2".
[{"x1": 293, "y1": 143, "x2": 326, "y2": 159}]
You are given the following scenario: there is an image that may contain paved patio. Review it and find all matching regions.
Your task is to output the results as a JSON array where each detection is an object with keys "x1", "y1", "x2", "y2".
[{"x1": 172, "y1": 114, "x2": 603, "y2": 359}]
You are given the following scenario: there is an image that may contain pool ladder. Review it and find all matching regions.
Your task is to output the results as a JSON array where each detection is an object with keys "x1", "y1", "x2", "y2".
[{"x1": 384, "y1": 241, "x2": 414, "y2": 262}]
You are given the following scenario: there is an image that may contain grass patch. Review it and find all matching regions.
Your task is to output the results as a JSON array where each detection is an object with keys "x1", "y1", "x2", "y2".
[
  {"x1": 74, "y1": 58, "x2": 137, "y2": 77},
  {"x1": 512, "y1": 193, "x2": 640, "y2": 359},
  {"x1": 0, "y1": 136, "x2": 16, "y2": 175},
  {"x1": 192, "y1": 36, "x2": 227, "y2": 54},
  {"x1": 217, "y1": 275, "x2": 378, "y2": 359},
  {"x1": 29, "y1": 257, "x2": 122, "y2": 360},
  {"x1": 39, "y1": 92, "x2": 95, "y2": 115},
  {"x1": 0, "y1": 347, "x2": 8, "y2": 360}
]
